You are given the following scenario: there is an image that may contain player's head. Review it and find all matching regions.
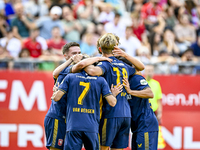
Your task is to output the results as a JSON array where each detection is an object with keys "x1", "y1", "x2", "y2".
[
  {"x1": 98, "y1": 33, "x2": 119, "y2": 54},
  {"x1": 144, "y1": 64, "x2": 154, "y2": 81},
  {"x1": 62, "y1": 42, "x2": 81, "y2": 60}
]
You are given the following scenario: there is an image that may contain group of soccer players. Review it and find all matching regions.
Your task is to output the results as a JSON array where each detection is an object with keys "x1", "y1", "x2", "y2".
[{"x1": 44, "y1": 33, "x2": 159, "y2": 150}]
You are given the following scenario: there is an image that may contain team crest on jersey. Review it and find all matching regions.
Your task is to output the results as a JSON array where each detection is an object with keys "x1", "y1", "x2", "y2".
[
  {"x1": 140, "y1": 79, "x2": 147, "y2": 85},
  {"x1": 138, "y1": 143, "x2": 142, "y2": 148},
  {"x1": 58, "y1": 139, "x2": 63, "y2": 146}
]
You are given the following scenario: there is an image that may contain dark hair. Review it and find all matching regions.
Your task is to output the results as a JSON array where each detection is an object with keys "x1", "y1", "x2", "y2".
[
  {"x1": 118, "y1": 56, "x2": 132, "y2": 67},
  {"x1": 62, "y1": 42, "x2": 80, "y2": 54}
]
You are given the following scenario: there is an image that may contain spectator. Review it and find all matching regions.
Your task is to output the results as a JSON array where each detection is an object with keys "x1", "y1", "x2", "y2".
[
  {"x1": 4, "y1": 0, "x2": 15, "y2": 25},
  {"x1": 104, "y1": 0, "x2": 126, "y2": 15},
  {"x1": 159, "y1": 28, "x2": 180, "y2": 57},
  {"x1": 47, "y1": 26, "x2": 66, "y2": 56},
  {"x1": 185, "y1": 0, "x2": 200, "y2": 29},
  {"x1": 129, "y1": 0, "x2": 143, "y2": 12},
  {"x1": 38, "y1": 49, "x2": 60, "y2": 71},
  {"x1": 174, "y1": 14, "x2": 196, "y2": 53},
  {"x1": 140, "y1": 0, "x2": 163, "y2": 32},
  {"x1": 104, "y1": 12, "x2": 126, "y2": 38},
  {"x1": 0, "y1": 45, "x2": 13, "y2": 70},
  {"x1": 24, "y1": 0, "x2": 47, "y2": 19},
  {"x1": 165, "y1": 6, "x2": 177, "y2": 29},
  {"x1": 23, "y1": 5, "x2": 64, "y2": 40},
  {"x1": 0, "y1": 29, "x2": 21, "y2": 58},
  {"x1": 74, "y1": 0, "x2": 99, "y2": 28},
  {"x1": 11, "y1": 2, "x2": 32, "y2": 40},
  {"x1": 181, "y1": 48, "x2": 198, "y2": 62},
  {"x1": 23, "y1": 28, "x2": 45, "y2": 58},
  {"x1": 119, "y1": 26, "x2": 141, "y2": 57},
  {"x1": 98, "y1": 3, "x2": 115, "y2": 24},
  {"x1": 149, "y1": 32, "x2": 162, "y2": 56},
  {"x1": 136, "y1": 45, "x2": 151, "y2": 64},
  {"x1": 191, "y1": 33, "x2": 200, "y2": 57},
  {"x1": 18, "y1": 48, "x2": 30, "y2": 58},
  {"x1": 151, "y1": 50, "x2": 179, "y2": 74},
  {"x1": 14, "y1": 48, "x2": 31, "y2": 70},
  {"x1": 0, "y1": 14, "x2": 8, "y2": 38},
  {"x1": 80, "y1": 33, "x2": 98, "y2": 56},
  {"x1": 82, "y1": 22, "x2": 99, "y2": 46},
  {"x1": 180, "y1": 48, "x2": 199, "y2": 74},
  {"x1": 131, "y1": 12, "x2": 145, "y2": 41},
  {"x1": 61, "y1": 5, "x2": 82, "y2": 43}
]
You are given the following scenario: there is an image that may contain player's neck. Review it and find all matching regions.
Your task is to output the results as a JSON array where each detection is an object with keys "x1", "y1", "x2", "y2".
[{"x1": 102, "y1": 53, "x2": 113, "y2": 58}]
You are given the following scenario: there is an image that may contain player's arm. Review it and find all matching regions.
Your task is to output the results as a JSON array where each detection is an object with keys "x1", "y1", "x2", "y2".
[
  {"x1": 105, "y1": 95, "x2": 117, "y2": 107},
  {"x1": 53, "y1": 57, "x2": 73, "y2": 79},
  {"x1": 123, "y1": 78, "x2": 154, "y2": 98},
  {"x1": 113, "y1": 46, "x2": 145, "y2": 71},
  {"x1": 84, "y1": 65, "x2": 103, "y2": 76},
  {"x1": 53, "y1": 54, "x2": 82, "y2": 78},
  {"x1": 71, "y1": 57, "x2": 112, "y2": 73},
  {"x1": 51, "y1": 90, "x2": 65, "y2": 101}
]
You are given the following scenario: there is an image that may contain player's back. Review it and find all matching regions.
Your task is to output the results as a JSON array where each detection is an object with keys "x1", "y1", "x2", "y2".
[
  {"x1": 60, "y1": 71, "x2": 111, "y2": 133},
  {"x1": 128, "y1": 74, "x2": 158, "y2": 132},
  {"x1": 97, "y1": 56, "x2": 136, "y2": 118}
]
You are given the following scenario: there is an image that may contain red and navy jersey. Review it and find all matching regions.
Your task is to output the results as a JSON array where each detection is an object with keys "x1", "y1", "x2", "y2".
[
  {"x1": 128, "y1": 75, "x2": 158, "y2": 132},
  {"x1": 97, "y1": 56, "x2": 136, "y2": 118},
  {"x1": 59, "y1": 71, "x2": 112, "y2": 133},
  {"x1": 46, "y1": 66, "x2": 72, "y2": 120}
]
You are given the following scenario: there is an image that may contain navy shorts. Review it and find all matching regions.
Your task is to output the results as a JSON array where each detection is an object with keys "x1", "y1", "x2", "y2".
[
  {"x1": 64, "y1": 131, "x2": 100, "y2": 150},
  {"x1": 44, "y1": 116, "x2": 66, "y2": 149},
  {"x1": 99, "y1": 117, "x2": 131, "y2": 148},
  {"x1": 132, "y1": 131, "x2": 158, "y2": 150}
]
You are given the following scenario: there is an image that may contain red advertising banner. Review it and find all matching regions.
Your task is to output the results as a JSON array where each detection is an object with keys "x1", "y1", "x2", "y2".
[{"x1": 0, "y1": 71, "x2": 200, "y2": 150}]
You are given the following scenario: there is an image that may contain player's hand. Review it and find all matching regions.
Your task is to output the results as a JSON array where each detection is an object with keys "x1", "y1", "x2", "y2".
[
  {"x1": 53, "y1": 82, "x2": 59, "y2": 92},
  {"x1": 73, "y1": 54, "x2": 83, "y2": 64},
  {"x1": 111, "y1": 83, "x2": 123, "y2": 97},
  {"x1": 98, "y1": 57, "x2": 112, "y2": 63},
  {"x1": 122, "y1": 78, "x2": 131, "y2": 94},
  {"x1": 113, "y1": 46, "x2": 128, "y2": 58}
]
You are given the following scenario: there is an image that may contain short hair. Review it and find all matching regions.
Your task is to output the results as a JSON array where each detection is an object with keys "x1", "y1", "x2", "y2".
[
  {"x1": 126, "y1": 26, "x2": 132, "y2": 30},
  {"x1": 97, "y1": 33, "x2": 119, "y2": 54},
  {"x1": 62, "y1": 42, "x2": 80, "y2": 55}
]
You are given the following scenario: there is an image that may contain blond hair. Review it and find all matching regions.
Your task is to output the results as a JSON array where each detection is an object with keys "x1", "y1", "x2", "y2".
[{"x1": 97, "y1": 33, "x2": 119, "y2": 54}]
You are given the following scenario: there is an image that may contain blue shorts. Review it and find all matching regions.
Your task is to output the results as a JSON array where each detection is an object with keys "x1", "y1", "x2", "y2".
[
  {"x1": 64, "y1": 131, "x2": 100, "y2": 150},
  {"x1": 44, "y1": 116, "x2": 66, "y2": 149},
  {"x1": 132, "y1": 131, "x2": 158, "y2": 150},
  {"x1": 99, "y1": 117, "x2": 131, "y2": 148}
]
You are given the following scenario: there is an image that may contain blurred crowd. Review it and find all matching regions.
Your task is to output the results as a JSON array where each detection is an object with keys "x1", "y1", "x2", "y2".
[{"x1": 0, "y1": 0, "x2": 200, "y2": 74}]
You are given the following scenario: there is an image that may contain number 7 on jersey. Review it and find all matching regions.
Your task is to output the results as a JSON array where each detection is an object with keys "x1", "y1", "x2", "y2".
[{"x1": 78, "y1": 82, "x2": 90, "y2": 105}]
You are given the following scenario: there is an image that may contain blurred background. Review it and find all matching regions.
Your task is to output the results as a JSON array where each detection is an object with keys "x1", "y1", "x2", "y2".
[{"x1": 0, "y1": 0, "x2": 200, "y2": 150}]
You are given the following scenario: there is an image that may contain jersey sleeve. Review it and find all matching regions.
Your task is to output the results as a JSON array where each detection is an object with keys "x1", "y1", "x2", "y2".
[
  {"x1": 97, "y1": 61, "x2": 107, "y2": 75},
  {"x1": 58, "y1": 75, "x2": 70, "y2": 93},
  {"x1": 130, "y1": 75, "x2": 150, "y2": 91},
  {"x1": 100, "y1": 77, "x2": 112, "y2": 98}
]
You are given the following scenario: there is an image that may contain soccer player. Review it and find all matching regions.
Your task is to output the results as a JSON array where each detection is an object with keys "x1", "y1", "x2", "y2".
[
  {"x1": 52, "y1": 70, "x2": 120, "y2": 150},
  {"x1": 44, "y1": 42, "x2": 82, "y2": 150},
  {"x1": 81, "y1": 33, "x2": 145, "y2": 150},
  {"x1": 121, "y1": 58, "x2": 158, "y2": 150},
  {"x1": 123, "y1": 75, "x2": 159, "y2": 150}
]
